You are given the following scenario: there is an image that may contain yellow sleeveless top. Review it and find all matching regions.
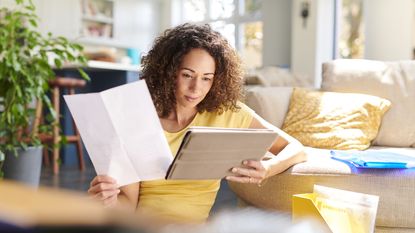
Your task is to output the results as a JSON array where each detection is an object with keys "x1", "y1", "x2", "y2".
[{"x1": 137, "y1": 102, "x2": 254, "y2": 222}]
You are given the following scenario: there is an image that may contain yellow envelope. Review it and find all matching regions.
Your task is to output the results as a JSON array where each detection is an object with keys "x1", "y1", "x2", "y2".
[
  {"x1": 292, "y1": 186, "x2": 378, "y2": 233},
  {"x1": 292, "y1": 193, "x2": 332, "y2": 232}
]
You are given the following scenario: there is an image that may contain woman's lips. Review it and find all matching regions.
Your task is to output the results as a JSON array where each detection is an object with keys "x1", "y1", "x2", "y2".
[{"x1": 185, "y1": 95, "x2": 199, "y2": 102}]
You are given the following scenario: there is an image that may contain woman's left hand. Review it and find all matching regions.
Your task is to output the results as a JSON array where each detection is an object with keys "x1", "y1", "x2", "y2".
[{"x1": 225, "y1": 160, "x2": 270, "y2": 186}]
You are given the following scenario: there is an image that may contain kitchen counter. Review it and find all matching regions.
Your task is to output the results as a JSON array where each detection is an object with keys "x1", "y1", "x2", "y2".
[
  {"x1": 56, "y1": 60, "x2": 140, "y2": 92},
  {"x1": 62, "y1": 60, "x2": 141, "y2": 72}
]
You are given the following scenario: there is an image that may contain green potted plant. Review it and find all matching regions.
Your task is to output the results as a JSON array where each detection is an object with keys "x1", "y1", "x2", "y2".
[{"x1": 0, "y1": 0, "x2": 89, "y2": 186}]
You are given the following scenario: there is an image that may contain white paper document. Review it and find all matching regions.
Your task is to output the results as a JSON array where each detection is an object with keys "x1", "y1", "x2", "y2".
[{"x1": 64, "y1": 80, "x2": 173, "y2": 187}]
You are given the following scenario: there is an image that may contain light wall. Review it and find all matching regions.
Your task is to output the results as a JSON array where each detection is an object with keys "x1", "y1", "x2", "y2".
[
  {"x1": 364, "y1": 0, "x2": 414, "y2": 60},
  {"x1": 0, "y1": 0, "x2": 163, "y2": 51},
  {"x1": 291, "y1": 0, "x2": 335, "y2": 87},
  {"x1": 291, "y1": 0, "x2": 318, "y2": 85},
  {"x1": 262, "y1": 0, "x2": 292, "y2": 67},
  {"x1": 114, "y1": 0, "x2": 161, "y2": 51}
]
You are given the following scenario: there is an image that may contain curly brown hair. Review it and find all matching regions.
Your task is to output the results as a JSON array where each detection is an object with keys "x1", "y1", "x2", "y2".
[{"x1": 141, "y1": 23, "x2": 244, "y2": 117}]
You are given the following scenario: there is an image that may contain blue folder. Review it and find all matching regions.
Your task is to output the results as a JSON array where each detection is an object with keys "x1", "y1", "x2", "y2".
[{"x1": 330, "y1": 150, "x2": 415, "y2": 169}]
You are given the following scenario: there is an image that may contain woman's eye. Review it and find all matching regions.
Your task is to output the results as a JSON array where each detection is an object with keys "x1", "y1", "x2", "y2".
[
  {"x1": 183, "y1": 73, "x2": 192, "y2": 78},
  {"x1": 202, "y1": 77, "x2": 212, "y2": 81}
]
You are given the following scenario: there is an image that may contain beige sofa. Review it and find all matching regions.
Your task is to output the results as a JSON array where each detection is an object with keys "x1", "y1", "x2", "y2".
[{"x1": 229, "y1": 59, "x2": 415, "y2": 233}]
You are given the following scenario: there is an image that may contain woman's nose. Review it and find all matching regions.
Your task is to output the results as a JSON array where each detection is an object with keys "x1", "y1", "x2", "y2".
[{"x1": 189, "y1": 77, "x2": 200, "y2": 91}]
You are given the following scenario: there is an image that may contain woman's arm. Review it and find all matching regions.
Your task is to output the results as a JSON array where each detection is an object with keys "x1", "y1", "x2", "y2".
[
  {"x1": 88, "y1": 175, "x2": 140, "y2": 211},
  {"x1": 226, "y1": 112, "x2": 306, "y2": 185},
  {"x1": 118, "y1": 182, "x2": 140, "y2": 211}
]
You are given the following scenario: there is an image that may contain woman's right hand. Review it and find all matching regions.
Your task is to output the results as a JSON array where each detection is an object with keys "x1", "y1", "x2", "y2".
[{"x1": 88, "y1": 175, "x2": 120, "y2": 208}]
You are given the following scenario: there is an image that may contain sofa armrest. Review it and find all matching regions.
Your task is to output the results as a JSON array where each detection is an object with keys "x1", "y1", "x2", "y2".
[{"x1": 228, "y1": 146, "x2": 415, "y2": 229}]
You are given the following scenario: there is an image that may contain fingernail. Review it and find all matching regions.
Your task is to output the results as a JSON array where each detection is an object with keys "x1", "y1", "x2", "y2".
[
  {"x1": 232, "y1": 168, "x2": 237, "y2": 172},
  {"x1": 225, "y1": 176, "x2": 230, "y2": 180},
  {"x1": 243, "y1": 160, "x2": 248, "y2": 165}
]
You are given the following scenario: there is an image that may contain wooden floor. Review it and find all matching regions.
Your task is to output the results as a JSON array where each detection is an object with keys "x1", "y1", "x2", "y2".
[{"x1": 40, "y1": 161, "x2": 96, "y2": 192}]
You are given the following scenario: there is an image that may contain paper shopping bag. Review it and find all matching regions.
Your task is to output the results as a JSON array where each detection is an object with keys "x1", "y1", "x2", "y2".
[{"x1": 292, "y1": 185, "x2": 379, "y2": 233}]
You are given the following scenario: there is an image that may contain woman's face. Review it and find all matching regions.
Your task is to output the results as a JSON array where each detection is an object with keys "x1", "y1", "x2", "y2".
[{"x1": 175, "y1": 48, "x2": 215, "y2": 110}]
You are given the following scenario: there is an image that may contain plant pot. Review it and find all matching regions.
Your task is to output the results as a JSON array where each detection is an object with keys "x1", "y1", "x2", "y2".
[{"x1": 3, "y1": 146, "x2": 43, "y2": 187}]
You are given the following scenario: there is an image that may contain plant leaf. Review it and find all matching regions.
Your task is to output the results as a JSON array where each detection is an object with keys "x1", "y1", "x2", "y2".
[
  {"x1": 29, "y1": 19, "x2": 37, "y2": 27},
  {"x1": 0, "y1": 0, "x2": 88, "y2": 153},
  {"x1": 77, "y1": 68, "x2": 90, "y2": 81},
  {"x1": 54, "y1": 58, "x2": 62, "y2": 68}
]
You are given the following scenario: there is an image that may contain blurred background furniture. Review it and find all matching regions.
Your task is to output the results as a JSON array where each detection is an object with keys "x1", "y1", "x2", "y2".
[
  {"x1": 231, "y1": 59, "x2": 415, "y2": 233},
  {"x1": 243, "y1": 66, "x2": 314, "y2": 88},
  {"x1": 43, "y1": 77, "x2": 87, "y2": 175}
]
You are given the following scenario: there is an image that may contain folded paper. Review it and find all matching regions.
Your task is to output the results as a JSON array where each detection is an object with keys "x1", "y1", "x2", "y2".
[{"x1": 64, "y1": 80, "x2": 173, "y2": 186}]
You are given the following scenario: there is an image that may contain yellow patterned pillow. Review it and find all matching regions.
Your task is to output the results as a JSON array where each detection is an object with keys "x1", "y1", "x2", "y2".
[{"x1": 282, "y1": 88, "x2": 391, "y2": 150}]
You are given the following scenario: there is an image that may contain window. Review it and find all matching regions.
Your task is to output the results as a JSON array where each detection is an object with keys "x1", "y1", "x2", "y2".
[
  {"x1": 338, "y1": 0, "x2": 364, "y2": 59},
  {"x1": 177, "y1": 0, "x2": 263, "y2": 69}
]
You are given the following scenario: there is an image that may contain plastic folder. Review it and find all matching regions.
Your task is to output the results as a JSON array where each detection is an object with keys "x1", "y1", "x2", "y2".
[{"x1": 330, "y1": 150, "x2": 415, "y2": 169}]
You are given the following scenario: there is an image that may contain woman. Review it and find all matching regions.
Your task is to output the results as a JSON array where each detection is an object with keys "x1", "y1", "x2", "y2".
[{"x1": 88, "y1": 23, "x2": 306, "y2": 223}]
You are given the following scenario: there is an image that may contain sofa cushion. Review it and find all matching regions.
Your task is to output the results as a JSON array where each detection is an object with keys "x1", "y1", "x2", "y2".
[
  {"x1": 322, "y1": 59, "x2": 415, "y2": 148},
  {"x1": 228, "y1": 146, "x2": 415, "y2": 229},
  {"x1": 244, "y1": 86, "x2": 293, "y2": 128},
  {"x1": 282, "y1": 88, "x2": 391, "y2": 150}
]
